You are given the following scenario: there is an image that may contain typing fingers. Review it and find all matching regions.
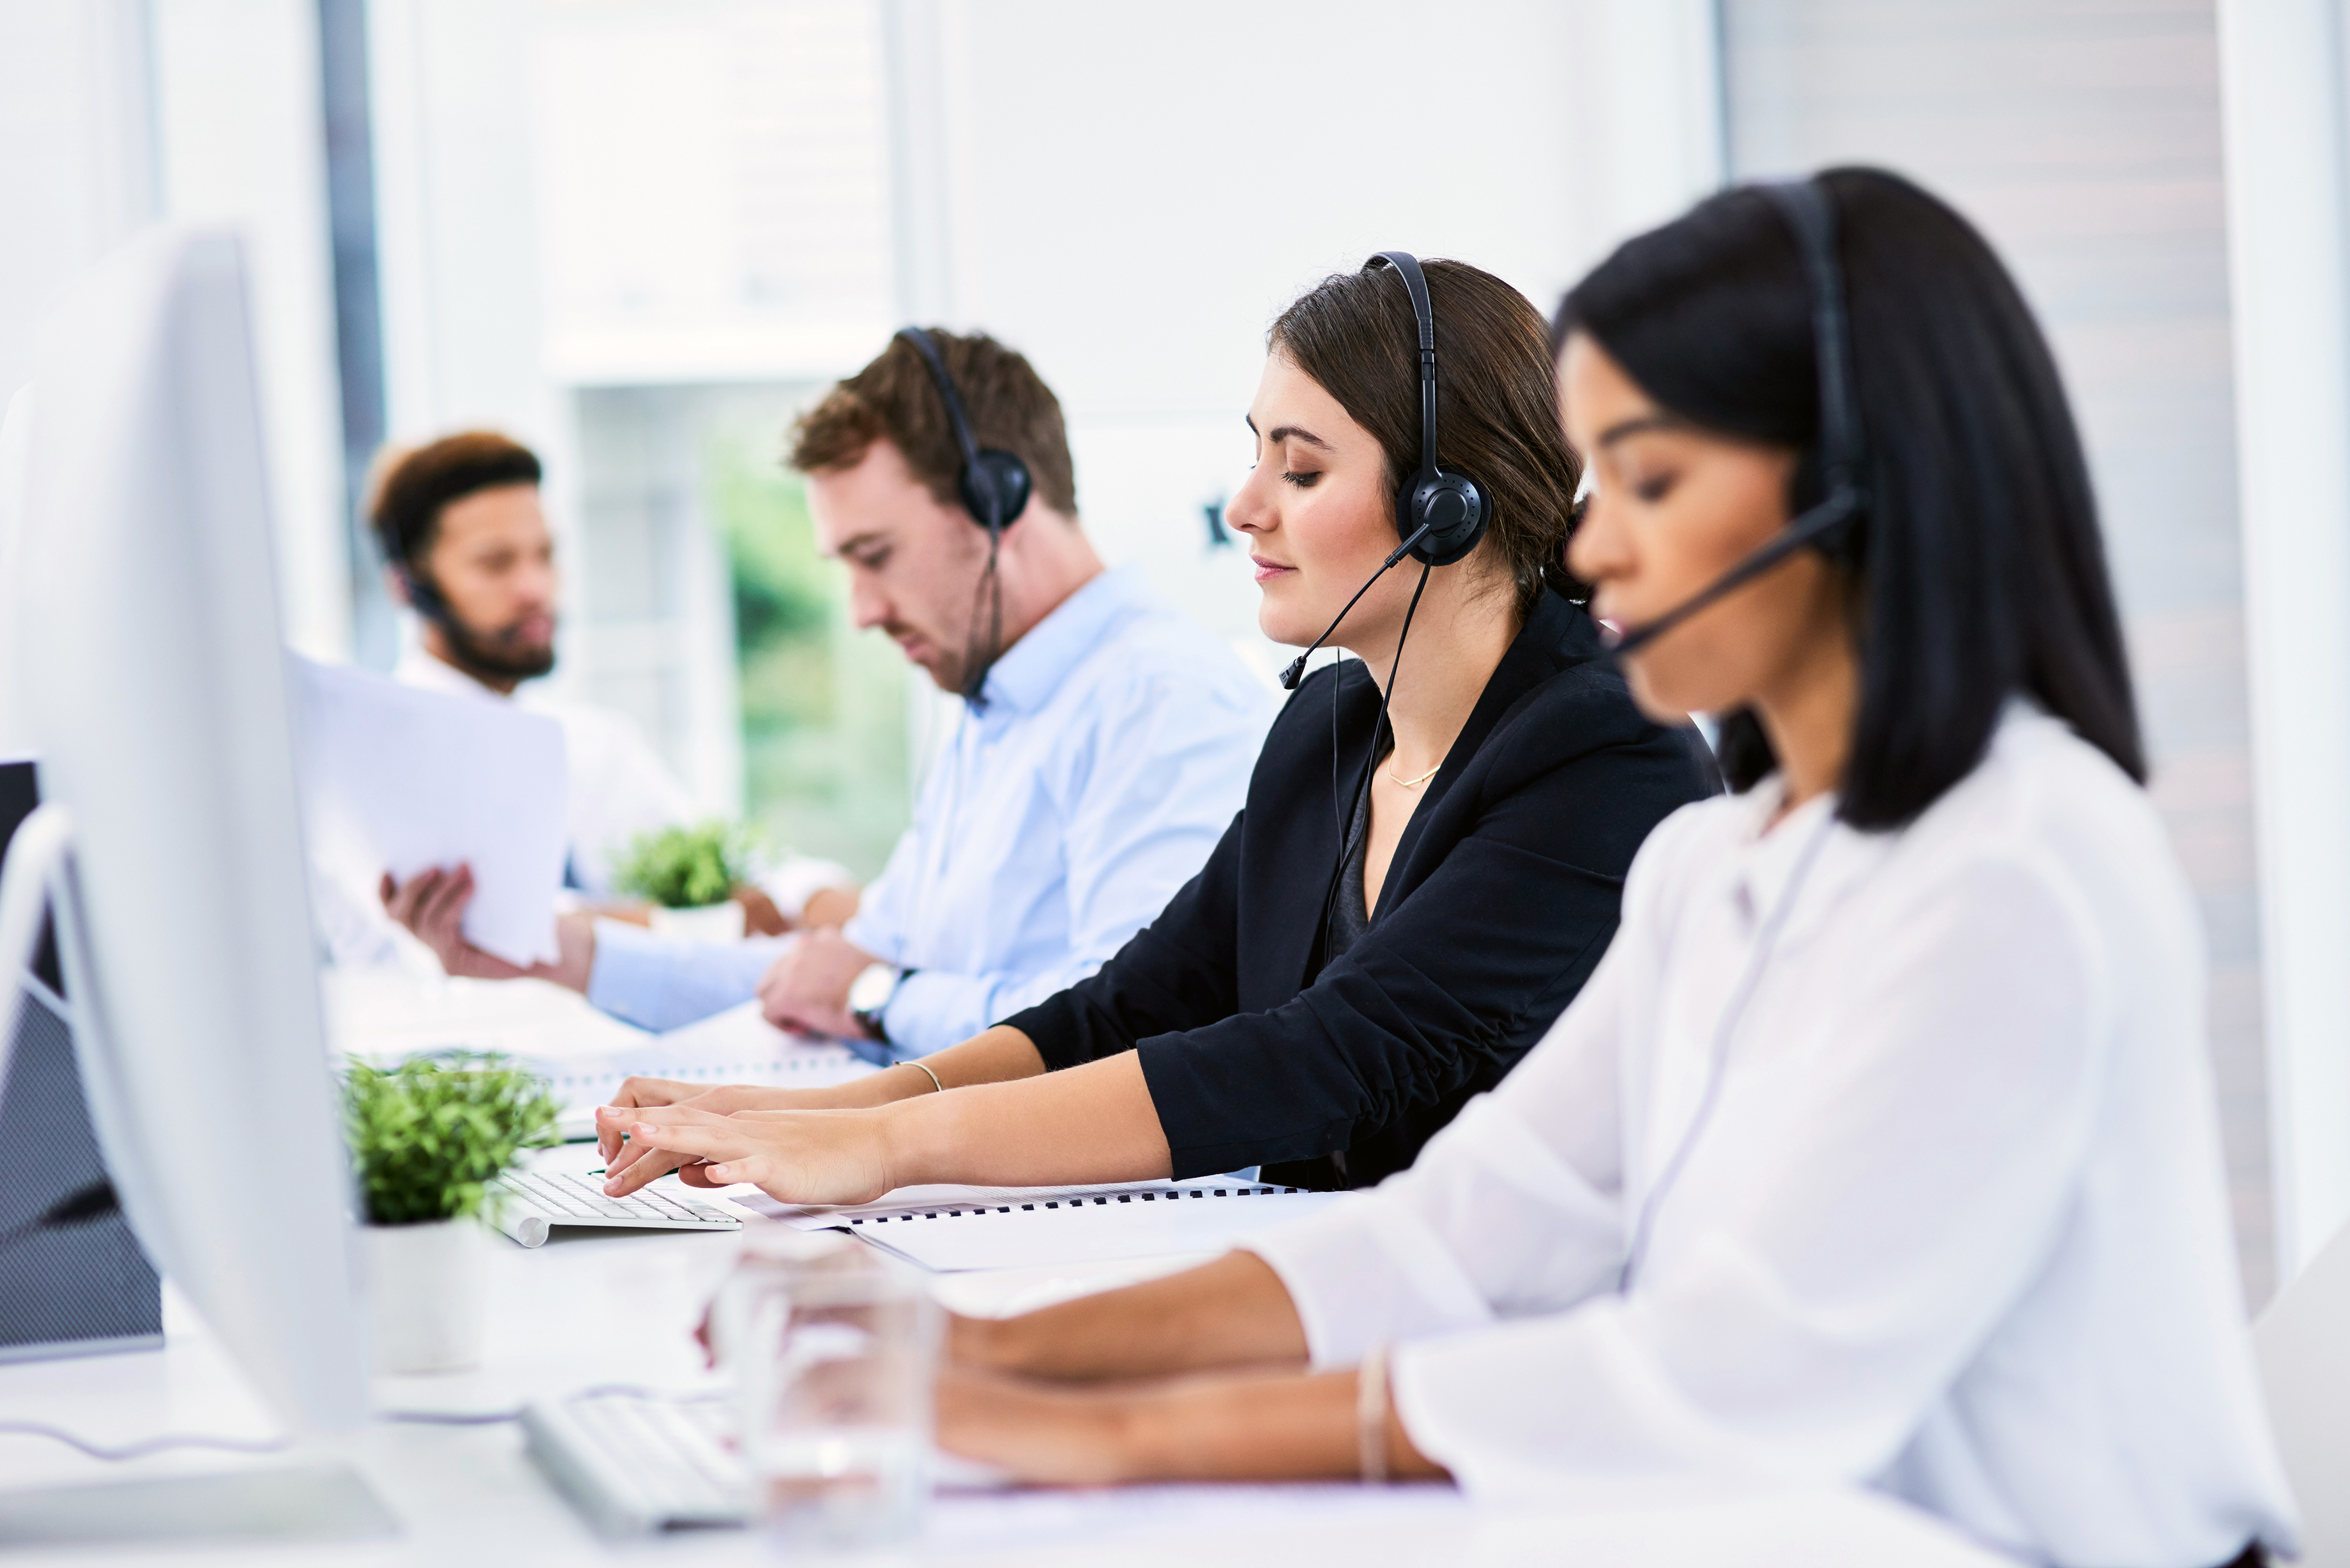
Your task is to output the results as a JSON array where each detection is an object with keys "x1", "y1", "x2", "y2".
[
  {"x1": 599, "y1": 1077, "x2": 693, "y2": 1161},
  {"x1": 613, "y1": 1112, "x2": 745, "y2": 1170},
  {"x1": 600, "y1": 1145, "x2": 700, "y2": 1196}
]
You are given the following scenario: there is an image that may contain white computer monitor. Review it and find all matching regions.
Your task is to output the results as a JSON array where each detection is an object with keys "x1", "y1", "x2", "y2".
[{"x1": 0, "y1": 225, "x2": 368, "y2": 1436}]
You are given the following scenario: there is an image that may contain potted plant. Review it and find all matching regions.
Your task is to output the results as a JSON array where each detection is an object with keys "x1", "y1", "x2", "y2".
[
  {"x1": 612, "y1": 819, "x2": 762, "y2": 942},
  {"x1": 343, "y1": 1052, "x2": 560, "y2": 1375}
]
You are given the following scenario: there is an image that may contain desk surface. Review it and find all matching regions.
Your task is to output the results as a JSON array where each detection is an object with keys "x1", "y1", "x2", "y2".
[{"x1": 0, "y1": 1146, "x2": 2016, "y2": 1567}]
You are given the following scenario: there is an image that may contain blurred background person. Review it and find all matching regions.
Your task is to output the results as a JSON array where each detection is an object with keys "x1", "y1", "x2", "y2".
[
  {"x1": 388, "y1": 332, "x2": 1275, "y2": 1057},
  {"x1": 368, "y1": 432, "x2": 850, "y2": 928}
]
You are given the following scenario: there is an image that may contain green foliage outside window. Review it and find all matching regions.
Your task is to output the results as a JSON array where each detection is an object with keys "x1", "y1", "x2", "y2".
[
  {"x1": 342, "y1": 1053, "x2": 561, "y2": 1227},
  {"x1": 706, "y1": 426, "x2": 911, "y2": 879}
]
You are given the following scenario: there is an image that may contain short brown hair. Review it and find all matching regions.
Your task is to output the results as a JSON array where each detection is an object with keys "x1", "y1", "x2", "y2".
[
  {"x1": 367, "y1": 431, "x2": 542, "y2": 568},
  {"x1": 789, "y1": 330, "x2": 1077, "y2": 517},
  {"x1": 1270, "y1": 259, "x2": 1584, "y2": 616}
]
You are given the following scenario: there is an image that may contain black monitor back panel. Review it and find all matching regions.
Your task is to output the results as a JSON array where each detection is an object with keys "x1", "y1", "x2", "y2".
[{"x1": 0, "y1": 759, "x2": 163, "y2": 1362}]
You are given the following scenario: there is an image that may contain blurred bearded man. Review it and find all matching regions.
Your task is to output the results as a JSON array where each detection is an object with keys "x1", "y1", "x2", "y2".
[{"x1": 368, "y1": 433, "x2": 824, "y2": 903}]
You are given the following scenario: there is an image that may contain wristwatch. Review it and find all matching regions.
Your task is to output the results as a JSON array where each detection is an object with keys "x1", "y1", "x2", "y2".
[{"x1": 848, "y1": 961, "x2": 909, "y2": 1043}]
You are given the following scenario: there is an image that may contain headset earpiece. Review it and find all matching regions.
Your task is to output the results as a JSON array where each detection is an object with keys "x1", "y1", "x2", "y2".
[
  {"x1": 1399, "y1": 469, "x2": 1487, "y2": 566},
  {"x1": 960, "y1": 449, "x2": 1032, "y2": 538},
  {"x1": 395, "y1": 561, "x2": 453, "y2": 626},
  {"x1": 1367, "y1": 252, "x2": 1492, "y2": 568}
]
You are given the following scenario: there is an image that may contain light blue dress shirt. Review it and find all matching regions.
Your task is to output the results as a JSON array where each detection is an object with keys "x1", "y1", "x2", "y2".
[{"x1": 586, "y1": 566, "x2": 1275, "y2": 1053}]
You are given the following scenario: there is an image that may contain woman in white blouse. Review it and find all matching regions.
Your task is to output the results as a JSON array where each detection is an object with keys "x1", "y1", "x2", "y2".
[{"x1": 932, "y1": 168, "x2": 2298, "y2": 1567}]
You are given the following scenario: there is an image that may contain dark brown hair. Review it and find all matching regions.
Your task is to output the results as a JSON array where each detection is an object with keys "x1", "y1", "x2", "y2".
[
  {"x1": 789, "y1": 329, "x2": 1077, "y2": 517},
  {"x1": 367, "y1": 431, "x2": 542, "y2": 568},
  {"x1": 1270, "y1": 259, "x2": 1585, "y2": 617}
]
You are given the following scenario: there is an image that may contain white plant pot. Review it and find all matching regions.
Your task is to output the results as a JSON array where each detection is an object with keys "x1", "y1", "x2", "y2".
[
  {"x1": 649, "y1": 900, "x2": 745, "y2": 943},
  {"x1": 366, "y1": 1217, "x2": 488, "y2": 1375}
]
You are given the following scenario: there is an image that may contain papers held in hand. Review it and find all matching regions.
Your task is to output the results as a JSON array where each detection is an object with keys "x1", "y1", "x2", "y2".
[{"x1": 291, "y1": 656, "x2": 568, "y2": 966}]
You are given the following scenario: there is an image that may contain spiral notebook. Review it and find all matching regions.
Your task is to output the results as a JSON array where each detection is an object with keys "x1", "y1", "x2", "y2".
[{"x1": 748, "y1": 1180, "x2": 1358, "y2": 1272}]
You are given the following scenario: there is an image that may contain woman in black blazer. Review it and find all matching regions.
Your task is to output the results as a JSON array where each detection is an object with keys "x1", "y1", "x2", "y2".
[{"x1": 597, "y1": 259, "x2": 1713, "y2": 1202}]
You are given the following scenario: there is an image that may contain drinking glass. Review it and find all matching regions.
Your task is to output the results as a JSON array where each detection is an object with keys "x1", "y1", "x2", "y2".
[{"x1": 714, "y1": 1229, "x2": 942, "y2": 1548}]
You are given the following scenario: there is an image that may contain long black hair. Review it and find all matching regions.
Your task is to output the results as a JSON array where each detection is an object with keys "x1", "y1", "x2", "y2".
[{"x1": 1558, "y1": 167, "x2": 2143, "y2": 830}]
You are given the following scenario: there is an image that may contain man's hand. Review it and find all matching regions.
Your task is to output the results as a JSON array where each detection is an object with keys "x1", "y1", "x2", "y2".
[
  {"x1": 734, "y1": 887, "x2": 789, "y2": 937},
  {"x1": 756, "y1": 927, "x2": 880, "y2": 1039},
  {"x1": 379, "y1": 864, "x2": 595, "y2": 991},
  {"x1": 801, "y1": 886, "x2": 860, "y2": 930}
]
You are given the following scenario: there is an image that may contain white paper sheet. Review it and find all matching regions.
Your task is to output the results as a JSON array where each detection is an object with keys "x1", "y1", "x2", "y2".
[
  {"x1": 538, "y1": 1000, "x2": 877, "y2": 1136},
  {"x1": 291, "y1": 656, "x2": 568, "y2": 965},
  {"x1": 321, "y1": 977, "x2": 876, "y2": 1137}
]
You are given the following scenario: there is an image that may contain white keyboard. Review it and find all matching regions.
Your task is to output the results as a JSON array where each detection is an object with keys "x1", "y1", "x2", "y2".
[
  {"x1": 490, "y1": 1170, "x2": 748, "y2": 1248},
  {"x1": 522, "y1": 1388, "x2": 1013, "y2": 1535},
  {"x1": 522, "y1": 1391, "x2": 747, "y2": 1535}
]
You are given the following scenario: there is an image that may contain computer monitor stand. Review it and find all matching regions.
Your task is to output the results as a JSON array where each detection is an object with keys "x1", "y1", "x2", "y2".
[
  {"x1": 0, "y1": 1456, "x2": 400, "y2": 1547},
  {"x1": 0, "y1": 814, "x2": 398, "y2": 1548}
]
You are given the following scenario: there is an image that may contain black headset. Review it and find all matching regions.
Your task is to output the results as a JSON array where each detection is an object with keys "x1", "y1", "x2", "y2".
[
  {"x1": 392, "y1": 555, "x2": 459, "y2": 627},
  {"x1": 1267, "y1": 253, "x2": 1492, "y2": 958},
  {"x1": 1374, "y1": 252, "x2": 1491, "y2": 568},
  {"x1": 1279, "y1": 252, "x2": 1490, "y2": 691},
  {"x1": 1617, "y1": 176, "x2": 1872, "y2": 1290},
  {"x1": 1607, "y1": 179, "x2": 1870, "y2": 658},
  {"x1": 897, "y1": 326, "x2": 1034, "y2": 705},
  {"x1": 896, "y1": 326, "x2": 1033, "y2": 543}
]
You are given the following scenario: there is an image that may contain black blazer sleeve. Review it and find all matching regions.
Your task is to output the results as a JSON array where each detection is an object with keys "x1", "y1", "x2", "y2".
[{"x1": 1135, "y1": 672, "x2": 1692, "y2": 1177}]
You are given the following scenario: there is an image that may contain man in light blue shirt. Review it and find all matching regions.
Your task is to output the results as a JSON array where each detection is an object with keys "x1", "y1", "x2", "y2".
[
  {"x1": 388, "y1": 329, "x2": 1271, "y2": 1056},
  {"x1": 591, "y1": 559, "x2": 1267, "y2": 1048}
]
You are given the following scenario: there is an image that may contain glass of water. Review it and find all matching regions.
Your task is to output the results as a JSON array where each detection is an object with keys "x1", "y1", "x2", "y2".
[{"x1": 714, "y1": 1228, "x2": 943, "y2": 1548}]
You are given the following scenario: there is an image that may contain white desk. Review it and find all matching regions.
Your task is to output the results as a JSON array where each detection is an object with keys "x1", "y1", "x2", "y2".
[{"x1": 0, "y1": 1150, "x2": 2018, "y2": 1567}]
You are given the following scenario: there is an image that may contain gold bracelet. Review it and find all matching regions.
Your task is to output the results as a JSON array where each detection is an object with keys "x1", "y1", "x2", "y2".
[
  {"x1": 902, "y1": 1059, "x2": 946, "y2": 1094},
  {"x1": 1356, "y1": 1343, "x2": 1391, "y2": 1485}
]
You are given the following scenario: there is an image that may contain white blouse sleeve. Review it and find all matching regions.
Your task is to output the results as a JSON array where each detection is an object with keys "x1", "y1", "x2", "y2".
[
  {"x1": 1243, "y1": 922, "x2": 1634, "y2": 1368},
  {"x1": 1390, "y1": 851, "x2": 2111, "y2": 1499}
]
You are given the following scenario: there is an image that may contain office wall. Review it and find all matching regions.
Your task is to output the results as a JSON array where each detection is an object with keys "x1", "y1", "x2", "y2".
[
  {"x1": 0, "y1": 1, "x2": 156, "y2": 756},
  {"x1": 1720, "y1": 0, "x2": 2273, "y2": 1302},
  {"x1": 147, "y1": 0, "x2": 352, "y2": 664},
  {"x1": 903, "y1": 0, "x2": 1721, "y2": 688},
  {"x1": 0, "y1": 0, "x2": 350, "y2": 752}
]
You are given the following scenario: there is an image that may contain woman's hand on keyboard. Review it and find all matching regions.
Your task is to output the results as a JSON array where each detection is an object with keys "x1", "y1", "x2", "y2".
[
  {"x1": 595, "y1": 1078, "x2": 845, "y2": 1165},
  {"x1": 600, "y1": 1105, "x2": 897, "y2": 1207}
]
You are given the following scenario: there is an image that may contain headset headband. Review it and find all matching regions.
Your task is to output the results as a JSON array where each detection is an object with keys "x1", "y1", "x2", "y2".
[
  {"x1": 1761, "y1": 181, "x2": 1867, "y2": 506},
  {"x1": 1367, "y1": 252, "x2": 1441, "y2": 481},
  {"x1": 897, "y1": 325, "x2": 992, "y2": 526}
]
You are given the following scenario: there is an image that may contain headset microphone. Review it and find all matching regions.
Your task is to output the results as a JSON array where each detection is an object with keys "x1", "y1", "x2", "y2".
[
  {"x1": 1601, "y1": 179, "x2": 1870, "y2": 665},
  {"x1": 1277, "y1": 517, "x2": 1437, "y2": 690},
  {"x1": 1605, "y1": 490, "x2": 1859, "y2": 658}
]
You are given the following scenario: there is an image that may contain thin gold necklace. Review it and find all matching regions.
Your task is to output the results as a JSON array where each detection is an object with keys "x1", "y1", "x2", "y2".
[{"x1": 1387, "y1": 758, "x2": 1443, "y2": 790}]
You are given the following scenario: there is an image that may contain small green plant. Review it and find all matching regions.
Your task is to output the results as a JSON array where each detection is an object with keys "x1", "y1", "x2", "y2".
[
  {"x1": 342, "y1": 1052, "x2": 561, "y2": 1227},
  {"x1": 611, "y1": 819, "x2": 761, "y2": 908}
]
